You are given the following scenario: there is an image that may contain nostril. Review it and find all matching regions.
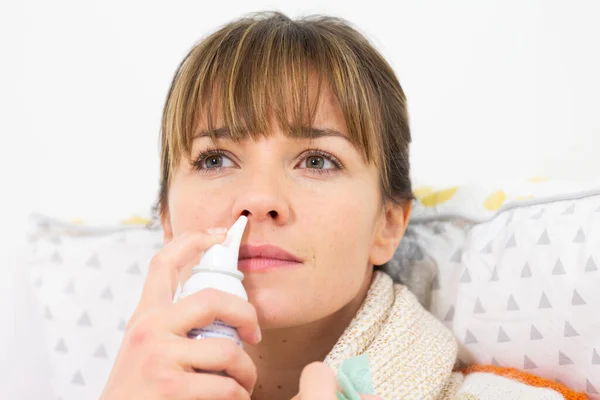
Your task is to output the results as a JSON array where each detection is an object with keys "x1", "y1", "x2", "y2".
[
  {"x1": 269, "y1": 210, "x2": 278, "y2": 218},
  {"x1": 242, "y1": 210, "x2": 250, "y2": 217}
]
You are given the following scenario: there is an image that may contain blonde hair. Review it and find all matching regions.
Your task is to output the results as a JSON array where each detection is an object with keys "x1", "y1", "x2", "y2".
[{"x1": 156, "y1": 11, "x2": 413, "y2": 218}]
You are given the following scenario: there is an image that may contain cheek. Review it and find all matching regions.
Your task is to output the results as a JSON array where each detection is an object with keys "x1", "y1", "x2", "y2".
[
  {"x1": 168, "y1": 178, "x2": 232, "y2": 235},
  {"x1": 267, "y1": 188, "x2": 377, "y2": 327},
  {"x1": 308, "y1": 181, "x2": 380, "y2": 276},
  {"x1": 315, "y1": 181, "x2": 378, "y2": 241}
]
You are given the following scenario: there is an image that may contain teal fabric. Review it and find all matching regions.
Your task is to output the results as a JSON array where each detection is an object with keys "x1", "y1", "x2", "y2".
[{"x1": 335, "y1": 354, "x2": 374, "y2": 400}]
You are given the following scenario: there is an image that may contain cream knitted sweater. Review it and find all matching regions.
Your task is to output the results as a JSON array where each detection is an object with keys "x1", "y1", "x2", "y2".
[{"x1": 324, "y1": 271, "x2": 585, "y2": 400}]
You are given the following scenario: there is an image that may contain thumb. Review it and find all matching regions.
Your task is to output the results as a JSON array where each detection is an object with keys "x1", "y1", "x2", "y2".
[{"x1": 297, "y1": 362, "x2": 338, "y2": 399}]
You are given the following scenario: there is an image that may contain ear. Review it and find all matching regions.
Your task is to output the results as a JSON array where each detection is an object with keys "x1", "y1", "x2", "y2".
[
  {"x1": 161, "y1": 211, "x2": 174, "y2": 245},
  {"x1": 369, "y1": 200, "x2": 412, "y2": 266}
]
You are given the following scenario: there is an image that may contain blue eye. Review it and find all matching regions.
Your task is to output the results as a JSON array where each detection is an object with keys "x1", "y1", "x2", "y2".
[
  {"x1": 193, "y1": 149, "x2": 235, "y2": 172},
  {"x1": 304, "y1": 155, "x2": 334, "y2": 169},
  {"x1": 203, "y1": 154, "x2": 228, "y2": 168},
  {"x1": 298, "y1": 150, "x2": 343, "y2": 174}
]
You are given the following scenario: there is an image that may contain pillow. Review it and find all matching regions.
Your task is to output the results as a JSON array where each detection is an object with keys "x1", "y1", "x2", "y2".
[
  {"x1": 21, "y1": 214, "x2": 160, "y2": 400},
  {"x1": 387, "y1": 180, "x2": 600, "y2": 398}
]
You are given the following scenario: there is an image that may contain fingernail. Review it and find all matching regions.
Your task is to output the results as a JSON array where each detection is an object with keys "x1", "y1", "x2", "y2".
[
  {"x1": 255, "y1": 328, "x2": 262, "y2": 343},
  {"x1": 207, "y1": 227, "x2": 227, "y2": 235}
]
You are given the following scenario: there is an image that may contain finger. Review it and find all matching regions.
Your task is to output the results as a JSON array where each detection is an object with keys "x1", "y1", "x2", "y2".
[
  {"x1": 174, "y1": 337, "x2": 257, "y2": 395},
  {"x1": 298, "y1": 362, "x2": 338, "y2": 400},
  {"x1": 167, "y1": 288, "x2": 261, "y2": 345},
  {"x1": 181, "y1": 372, "x2": 250, "y2": 400},
  {"x1": 134, "y1": 231, "x2": 226, "y2": 316},
  {"x1": 360, "y1": 395, "x2": 383, "y2": 400}
]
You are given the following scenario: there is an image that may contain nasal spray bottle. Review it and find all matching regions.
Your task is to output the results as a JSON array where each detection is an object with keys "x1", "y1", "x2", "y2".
[{"x1": 177, "y1": 215, "x2": 248, "y2": 347}]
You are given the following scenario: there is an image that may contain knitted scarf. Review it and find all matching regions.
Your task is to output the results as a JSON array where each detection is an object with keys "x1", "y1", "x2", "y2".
[{"x1": 324, "y1": 271, "x2": 457, "y2": 399}]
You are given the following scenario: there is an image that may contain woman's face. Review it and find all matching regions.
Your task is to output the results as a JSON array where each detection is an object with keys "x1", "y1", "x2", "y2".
[{"x1": 162, "y1": 86, "x2": 409, "y2": 329}]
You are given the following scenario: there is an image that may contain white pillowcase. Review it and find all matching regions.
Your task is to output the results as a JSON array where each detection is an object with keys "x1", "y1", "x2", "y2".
[
  {"x1": 408, "y1": 183, "x2": 600, "y2": 398},
  {"x1": 19, "y1": 217, "x2": 160, "y2": 400}
]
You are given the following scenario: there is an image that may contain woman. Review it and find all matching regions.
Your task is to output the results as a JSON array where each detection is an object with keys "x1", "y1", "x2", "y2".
[{"x1": 100, "y1": 12, "x2": 585, "y2": 400}]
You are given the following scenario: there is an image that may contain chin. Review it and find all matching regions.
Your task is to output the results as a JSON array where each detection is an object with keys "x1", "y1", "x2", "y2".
[
  {"x1": 244, "y1": 285, "x2": 306, "y2": 329},
  {"x1": 240, "y1": 267, "x2": 361, "y2": 330},
  {"x1": 245, "y1": 279, "x2": 338, "y2": 330}
]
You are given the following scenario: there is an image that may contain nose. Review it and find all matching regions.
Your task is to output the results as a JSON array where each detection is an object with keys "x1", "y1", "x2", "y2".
[{"x1": 231, "y1": 170, "x2": 291, "y2": 225}]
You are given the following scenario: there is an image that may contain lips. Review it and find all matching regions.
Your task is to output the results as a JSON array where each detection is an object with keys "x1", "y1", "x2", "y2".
[{"x1": 238, "y1": 244, "x2": 303, "y2": 272}]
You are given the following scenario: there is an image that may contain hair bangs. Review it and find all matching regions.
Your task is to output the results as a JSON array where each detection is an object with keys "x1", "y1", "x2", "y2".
[{"x1": 162, "y1": 14, "x2": 382, "y2": 179}]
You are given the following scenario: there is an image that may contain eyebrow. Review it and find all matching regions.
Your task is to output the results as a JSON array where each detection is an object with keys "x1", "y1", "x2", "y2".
[{"x1": 193, "y1": 126, "x2": 351, "y2": 142}]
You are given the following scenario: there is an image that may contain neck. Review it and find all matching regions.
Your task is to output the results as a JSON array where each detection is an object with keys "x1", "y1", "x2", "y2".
[{"x1": 247, "y1": 269, "x2": 373, "y2": 400}]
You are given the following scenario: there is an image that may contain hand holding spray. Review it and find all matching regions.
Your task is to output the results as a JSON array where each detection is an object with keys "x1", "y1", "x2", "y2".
[{"x1": 176, "y1": 215, "x2": 249, "y2": 346}]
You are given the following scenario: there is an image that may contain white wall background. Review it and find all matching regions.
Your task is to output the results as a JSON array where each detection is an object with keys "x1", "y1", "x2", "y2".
[{"x1": 1, "y1": 0, "x2": 600, "y2": 248}]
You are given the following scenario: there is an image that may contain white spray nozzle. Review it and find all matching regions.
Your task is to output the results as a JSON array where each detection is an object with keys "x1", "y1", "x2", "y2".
[
  {"x1": 222, "y1": 215, "x2": 248, "y2": 250},
  {"x1": 192, "y1": 215, "x2": 248, "y2": 278}
]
